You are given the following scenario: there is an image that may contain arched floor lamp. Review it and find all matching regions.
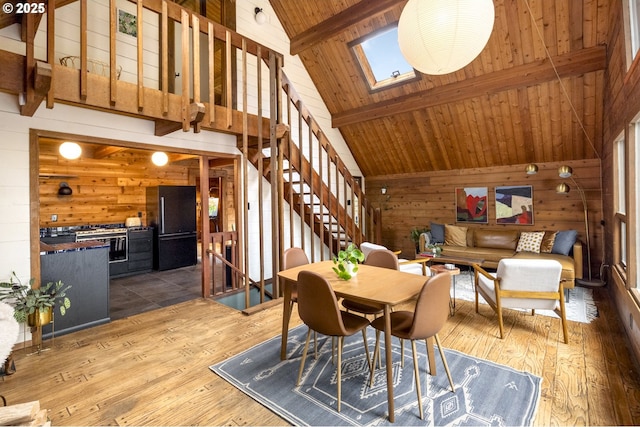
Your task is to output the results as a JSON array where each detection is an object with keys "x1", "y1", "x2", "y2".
[{"x1": 526, "y1": 164, "x2": 604, "y2": 287}]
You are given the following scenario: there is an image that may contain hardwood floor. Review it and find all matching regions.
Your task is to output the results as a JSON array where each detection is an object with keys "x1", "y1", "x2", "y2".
[{"x1": 2, "y1": 286, "x2": 640, "y2": 426}]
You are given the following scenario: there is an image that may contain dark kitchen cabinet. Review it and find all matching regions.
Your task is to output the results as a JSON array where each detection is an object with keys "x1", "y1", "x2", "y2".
[
  {"x1": 41, "y1": 245, "x2": 110, "y2": 338},
  {"x1": 128, "y1": 228, "x2": 153, "y2": 273}
]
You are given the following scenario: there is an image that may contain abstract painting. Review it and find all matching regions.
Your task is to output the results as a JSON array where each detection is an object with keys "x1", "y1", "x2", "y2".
[
  {"x1": 456, "y1": 187, "x2": 488, "y2": 223},
  {"x1": 495, "y1": 185, "x2": 534, "y2": 225}
]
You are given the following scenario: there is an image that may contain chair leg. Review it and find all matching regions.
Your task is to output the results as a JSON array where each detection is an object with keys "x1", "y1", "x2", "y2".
[
  {"x1": 297, "y1": 328, "x2": 313, "y2": 386},
  {"x1": 361, "y1": 328, "x2": 372, "y2": 372},
  {"x1": 434, "y1": 334, "x2": 455, "y2": 392},
  {"x1": 370, "y1": 330, "x2": 381, "y2": 387},
  {"x1": 411, "y1": 339, "x2": 424, "y2": 420},
  {"x1": 400, "y1": 338, "x2": 405, "y2": 368},
  {"x1": 559, "y1": 291, "x2": 569, "y2": 344},
  {"x1": 337, "y1": 336, "x2": 343, "y2": 412},
  {"x1": 496, "y1": 306, "x2": 505, "y2": 339}
]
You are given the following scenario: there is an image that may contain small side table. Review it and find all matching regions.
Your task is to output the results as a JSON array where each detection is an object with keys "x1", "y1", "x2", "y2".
[{"x1": 430, "y1": 264, "x2": 461, "y2": 316}]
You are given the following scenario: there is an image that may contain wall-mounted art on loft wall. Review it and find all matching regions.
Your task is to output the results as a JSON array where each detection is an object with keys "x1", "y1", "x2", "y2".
[
  {"x1": 495, "y1": 185, "x2": 533, "y2": 225},
  {"x1": 456, "y1": 187, "x2": 488, "y2": 223},
  {"x1": 117, "y1": 9, "x2": 137, "y2": 37}
]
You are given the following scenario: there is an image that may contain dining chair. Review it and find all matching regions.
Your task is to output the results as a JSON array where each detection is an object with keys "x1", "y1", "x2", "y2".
[
  {"x1": 473, "y1": 258, "x2": 568, "y2": 343},
  {"x1": 369, "y1": 273, "x2": 455, "y2": 420},
  {"x1": 341, "y1": 249, "x2": 398, "y2": 317},
  {"x1": 282, "y1": 247, "x2": 309, "y2": 316},
  {"x1": 295, "y1": 270, "x2": 372, "y2": 413}
]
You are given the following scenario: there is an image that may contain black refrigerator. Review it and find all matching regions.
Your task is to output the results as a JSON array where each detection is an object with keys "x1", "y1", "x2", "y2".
[{"x1": 147, "y1": 185, "x2": 197, "y2": 271}]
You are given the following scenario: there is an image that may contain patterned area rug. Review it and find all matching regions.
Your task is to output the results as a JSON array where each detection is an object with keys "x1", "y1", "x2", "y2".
[
  {"x1": 210, "y1": 325, "x2": 541, "y2": 426},
  {"x1": 452, "y1": 270, "x2": 599, "y2": 323}
]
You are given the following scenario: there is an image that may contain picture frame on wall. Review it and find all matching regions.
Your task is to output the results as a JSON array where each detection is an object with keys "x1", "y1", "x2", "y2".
[
  {"x1": 455, "y1": 187, "x2": 488, "y2": 223},
  {"x1": 117, "y1": 9, "x2": 137, "y2": 37},
  {"x1": 495, "y1": 185, "x2": 534, "y2": 225}
]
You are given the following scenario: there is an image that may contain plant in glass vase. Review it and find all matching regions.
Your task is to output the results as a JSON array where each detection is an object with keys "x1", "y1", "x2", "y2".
[{"x1": 332, "y1": 244, "x2": 365, "y2": 280}]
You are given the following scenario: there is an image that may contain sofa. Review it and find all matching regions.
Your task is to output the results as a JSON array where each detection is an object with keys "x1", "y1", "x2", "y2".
[{"x1": 419, "y1": 224, "x2": 583, "y2": 289}]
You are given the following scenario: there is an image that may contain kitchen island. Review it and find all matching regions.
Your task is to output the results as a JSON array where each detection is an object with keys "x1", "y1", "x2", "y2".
[{"x1": 40, "y1": 240, "x2": 110, "y2": 338}]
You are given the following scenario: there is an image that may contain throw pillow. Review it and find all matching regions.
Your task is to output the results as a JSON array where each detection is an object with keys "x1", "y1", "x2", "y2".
[
  {"x1": 552, "y1": 230, "x2": 578, "y2": 256},
  {"x1": 444, "y1": 224, "x2": 468, "y2": 247},
  {"x1": 430, "y1": 222, "x2": 445, "y2": 243},
  {"x1": 540, "y1": 231, "x2": 558, "y2": 253},
  {"x1": 516, "y1": 231, "x2": 545, "y2": 253}
]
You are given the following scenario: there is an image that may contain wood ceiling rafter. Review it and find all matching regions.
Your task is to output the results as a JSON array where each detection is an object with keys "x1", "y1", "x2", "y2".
[
  {"x1": 288, "y1": 0, "x2": 406, "y2": 55},
  {"x1": 332, "y1": 45, "x2": 607, "y2": 128}
]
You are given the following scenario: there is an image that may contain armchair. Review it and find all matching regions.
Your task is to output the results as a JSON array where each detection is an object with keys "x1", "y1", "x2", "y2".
[{"x1": 473, "y1": 259, "x2": 568, "y2": 344}]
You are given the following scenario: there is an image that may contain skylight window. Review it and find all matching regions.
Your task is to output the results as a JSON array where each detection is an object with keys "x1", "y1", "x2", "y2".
[{"x1": 350, "y1": 25, "x2": 419, "y2": 92}]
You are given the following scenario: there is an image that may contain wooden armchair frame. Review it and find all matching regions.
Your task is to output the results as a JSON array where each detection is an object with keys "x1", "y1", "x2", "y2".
[{"x1": 472, "y1": 262, "x2": 568, "y2": 344}]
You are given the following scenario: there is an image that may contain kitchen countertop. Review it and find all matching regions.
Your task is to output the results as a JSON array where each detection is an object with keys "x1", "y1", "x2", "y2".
[{"x1": 40, "y1": 240, "x2": 109, "y2": 254}]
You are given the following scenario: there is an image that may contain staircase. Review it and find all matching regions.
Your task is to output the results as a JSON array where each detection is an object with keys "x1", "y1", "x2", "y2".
[{"x1": 241, "y1": 73, "x2": 381, "y2": 261}]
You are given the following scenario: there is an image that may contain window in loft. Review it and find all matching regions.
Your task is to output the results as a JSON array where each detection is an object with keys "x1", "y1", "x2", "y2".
[
  {"x1": 628, "y1": 0, "x2": 640, "y2": 61},
  {"x1": 349, "y1": 25, "x2": 420, "y2": 92}
]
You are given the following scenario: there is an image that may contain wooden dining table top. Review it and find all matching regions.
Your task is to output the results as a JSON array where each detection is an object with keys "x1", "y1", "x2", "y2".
[{"x1": 278, "y1": 260, "x2": 429, "y2": 307}]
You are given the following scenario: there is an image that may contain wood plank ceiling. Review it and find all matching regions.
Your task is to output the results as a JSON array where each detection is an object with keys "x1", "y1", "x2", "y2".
[{"x1": 269, "y1": 0, "x2": 610, "y2": 177}]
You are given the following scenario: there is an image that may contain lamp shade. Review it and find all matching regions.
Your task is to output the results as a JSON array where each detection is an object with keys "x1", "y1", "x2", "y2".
[
  {"x1": 556, "y1": 183, "x2": 570, "y2": 194},
  {"x1": 151, "y1": 151, "x2": 168, "y2": 166},
  {"x1": 525, "y1": 163, "x2": 538, "y2": 175},
  {"x1": 558, "y1": 165, "x2": 573, "y2": 178},
  {"x1": 59, "y1": 141, "x2": 82, "y2": 159},
  {"x1": 397, "y1": 0, "x2": 495, "y2": 75}
]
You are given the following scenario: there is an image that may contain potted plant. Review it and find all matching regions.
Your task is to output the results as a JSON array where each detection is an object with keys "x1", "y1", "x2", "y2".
[
  {"x1": 332, "y1": 243, "x2": 365, "y2": 280},
  {"x1": 0, "y1": 272, "x2": 71, "y2": 327},
  {"x1": 410, "y1": 226, "x2": 430, "y2": 252}
]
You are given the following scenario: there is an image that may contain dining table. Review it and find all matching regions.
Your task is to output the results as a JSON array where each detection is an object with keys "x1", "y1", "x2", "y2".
[{"x1": 277, "y1": 260, "x2": 433, "y2": 423}]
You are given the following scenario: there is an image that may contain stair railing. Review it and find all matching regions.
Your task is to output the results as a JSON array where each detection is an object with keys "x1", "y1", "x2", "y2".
[{"x1": 278, "y1": 72, "x2": 382, "y2": 263}]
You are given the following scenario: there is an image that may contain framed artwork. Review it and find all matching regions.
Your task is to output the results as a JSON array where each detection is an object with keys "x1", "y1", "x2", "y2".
[
  {"x1": 455, "y1": 187, "x2": 488, "y2": 223},
  {"x1": 495, "y1": 185, "x2": 533, "y2": 225},
  {"x1": 117, "y1": 9, "x2": 137, "y2": 37}
]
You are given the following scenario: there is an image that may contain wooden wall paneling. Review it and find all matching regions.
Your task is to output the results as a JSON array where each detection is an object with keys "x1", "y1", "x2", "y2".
[{"x1": 367, "y1": 159, "x2": 603, "y2": 276}]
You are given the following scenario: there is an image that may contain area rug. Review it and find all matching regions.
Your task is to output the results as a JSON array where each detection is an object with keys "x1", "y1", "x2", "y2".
[
  {"x1": 210, "y1": 325, "x2": 541, "y2": 426},
  {"x1": 452, "y1": 270, "x2": 599, "y2": 323}
]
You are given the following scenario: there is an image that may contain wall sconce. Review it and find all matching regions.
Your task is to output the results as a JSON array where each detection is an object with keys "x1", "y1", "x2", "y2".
[
  {"x1": 524, "y1": 163, "x2": 538, "y2": 174},
  {"x1": 381, "y1": 186, "x2": 387, "y2": 195},
  {"x1": 254, "y1": 7, "x2": 267, "y2": 25},
  {"x1": 151, "y1": 151, "x2": 168, "y2": 166},
  {"x1": 58, "y1": 182, "x2": 72, "y2": 196},
  {"x1": 59, "y1": 141, "x2": 82, "y2": 160}
]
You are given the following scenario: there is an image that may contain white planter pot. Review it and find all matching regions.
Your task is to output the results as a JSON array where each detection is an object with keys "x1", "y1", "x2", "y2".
[{"x1": 345, "y1": 262, "x2": 357, "y2": 278}]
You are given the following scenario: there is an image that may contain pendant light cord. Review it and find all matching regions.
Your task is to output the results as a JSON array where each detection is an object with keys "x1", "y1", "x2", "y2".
[{"x1": 523, "y1": 0, "x2": 600, "y2": 160}]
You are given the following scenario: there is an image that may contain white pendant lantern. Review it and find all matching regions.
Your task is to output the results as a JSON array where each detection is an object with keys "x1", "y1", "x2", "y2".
[{"x1": 398, "y1": 0, "x2": 495, "y2": 75}]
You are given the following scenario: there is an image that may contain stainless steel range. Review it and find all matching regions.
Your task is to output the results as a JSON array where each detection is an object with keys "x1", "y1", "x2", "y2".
[{"x1": 75, "y1": 227, "x2": 128, "y2": 263}]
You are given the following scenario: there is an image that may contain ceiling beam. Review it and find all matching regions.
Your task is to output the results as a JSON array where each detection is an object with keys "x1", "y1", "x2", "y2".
[
  {"x1": 332, "y1": 45, "x2": 607, "y2": 128},
  {"x1": 289, "y1": 0, "x2": 407, "y2": 56}
]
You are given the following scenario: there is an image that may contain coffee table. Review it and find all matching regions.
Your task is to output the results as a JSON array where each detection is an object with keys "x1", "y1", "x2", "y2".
[{"x1": 415, "y1": 254, "x2": 485, "y2": 315}]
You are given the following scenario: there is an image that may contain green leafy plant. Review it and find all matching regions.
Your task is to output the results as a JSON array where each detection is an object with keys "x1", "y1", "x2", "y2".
[
  {"x1": 332, "y1": 244, "x2": 365, "y2": 280},
  {"x1": 410, "y1": 226, "x2": 430, "y2": 246},
  {"x1": 0, "y1": 271, "x2": 71, "y2": 323}
]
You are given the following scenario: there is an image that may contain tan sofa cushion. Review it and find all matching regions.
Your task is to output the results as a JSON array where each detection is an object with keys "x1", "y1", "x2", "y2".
[
  {"x1": 445, "y1": 225, "x2": 468, "y2": 246},
  {"x1": 440, "y1": 245, "x2": 515, "y2": 264},
  {"x1": 474, "y1": 229, "x2": 519, "y2": 250}
]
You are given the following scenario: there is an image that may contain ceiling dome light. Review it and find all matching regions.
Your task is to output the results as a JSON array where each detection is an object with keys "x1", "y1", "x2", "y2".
[
  {"x1": 397, "y1": 0, "x2": 495, "y2": 75},
  {"x1": 59, "y1": 141, "x2": 82, "y2": 160},
  {"x1": 151, "y1": 151, "x2": 169, "y2": 166}
]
